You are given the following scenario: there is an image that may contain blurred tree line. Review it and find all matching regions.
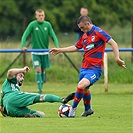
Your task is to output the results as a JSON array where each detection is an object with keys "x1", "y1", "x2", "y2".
[{"x1": 0, "y1": 0, "x2": 133, "y2": 40}]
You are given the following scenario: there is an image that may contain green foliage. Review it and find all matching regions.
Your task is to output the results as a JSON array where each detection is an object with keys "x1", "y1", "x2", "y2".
[
  {"x1": 0, "y1": 0, "x2": 133, "y2": 39},
  {"x1": 0, "y1": 1, "x2": 21, "y2": 37}
]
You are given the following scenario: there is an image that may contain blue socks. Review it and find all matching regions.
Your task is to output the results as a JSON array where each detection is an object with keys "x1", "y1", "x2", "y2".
[
  {"x1": 83, "y1": 90, "x2": 91, "y2": 111},
  {"x1": 72, "y1": 88, "x2": 84, "y2": 108},
  {"x1": 72, "y1": 88, "x2": 91, "y2": 111}
]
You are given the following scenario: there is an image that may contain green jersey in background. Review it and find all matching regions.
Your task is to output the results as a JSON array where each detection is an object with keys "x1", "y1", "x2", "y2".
[{"x1": 21, "y1": 20, "x2": 59, "y2": 49}]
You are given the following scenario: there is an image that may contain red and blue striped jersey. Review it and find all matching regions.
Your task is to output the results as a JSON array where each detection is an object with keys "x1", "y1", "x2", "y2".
[{"x1": 75, "y1": 25, "x2": 111, "y2": 70}]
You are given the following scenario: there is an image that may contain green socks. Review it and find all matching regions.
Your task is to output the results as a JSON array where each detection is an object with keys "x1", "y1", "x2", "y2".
[
  {"x1": 43, "y1": 94, "x2": 63, "y2": 103},
  {"x1": 36, "y1": 72, "x2": 42, "y2": 92},
  {"x1": 41, "y1": 71, "x2": 46, "y2": 83},
  {"x1": 36, "y1": 71, "x2": 46, "y2": 93}
]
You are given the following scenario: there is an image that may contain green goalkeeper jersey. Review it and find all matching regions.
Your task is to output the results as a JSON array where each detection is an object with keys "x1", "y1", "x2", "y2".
[{"x1": 21, "y1": 20, "x2": 59, "y2": 48}]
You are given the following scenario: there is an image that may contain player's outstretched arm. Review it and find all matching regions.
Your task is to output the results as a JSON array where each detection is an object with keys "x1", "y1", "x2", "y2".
[
  {"x1": 49, "y1": 45, "x2": 78, "y2": 55},
  {"x1": 7, "y1": 66, "x2": 30, "y2": 79},
  {"x1": 108, "y1": 39, "x2": 126, "y2": 69}
]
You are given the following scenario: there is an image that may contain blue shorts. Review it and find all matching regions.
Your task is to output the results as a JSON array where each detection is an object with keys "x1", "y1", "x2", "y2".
[{"x1": 79, "y1": 68, "x2": 102, "y2": 89}]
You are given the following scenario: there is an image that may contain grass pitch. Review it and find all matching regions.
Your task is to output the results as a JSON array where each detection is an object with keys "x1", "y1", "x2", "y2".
[{"x1": 0, "y1": 83, "x2": 132, "y2": 133}]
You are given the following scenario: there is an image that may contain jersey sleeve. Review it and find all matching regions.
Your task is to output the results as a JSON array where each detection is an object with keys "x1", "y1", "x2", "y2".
[
  {"x1": 21, "y1": 22, "x2": 33, "y2": 48},
  {"x1": 75, "y1": 37, "x2": 84, "y2": 49},
  {"x1": 48, "y1": 22, "x2": 59, "y2": 47},
  {"x1": 7, "y1": 77, "x2": 18, "y2": 84},
  {"x1": 97, "y1": 29, "x2": 111, "y2": 42}
]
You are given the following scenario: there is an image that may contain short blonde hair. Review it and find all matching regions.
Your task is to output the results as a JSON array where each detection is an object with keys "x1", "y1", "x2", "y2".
[{"x1": 35, "y1": 9, "x2": 44, "y2": 14}]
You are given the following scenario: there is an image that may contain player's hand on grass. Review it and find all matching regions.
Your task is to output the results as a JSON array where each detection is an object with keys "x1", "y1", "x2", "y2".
[
  {"x1": 116, "y1": 58, "x2": 126, "y2": 69},
  {"x1": 49, "y1": 48, "x2": 60, "y2": 55},
  {"x1": 0, "y1": 106, "x2": 5, "y2": 116},
  {"x1": 0, "y1": 106, "x2": 2, "y2": 112}
]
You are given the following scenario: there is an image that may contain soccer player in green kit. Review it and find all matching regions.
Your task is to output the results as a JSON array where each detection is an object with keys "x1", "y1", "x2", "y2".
[
  {"x1": 21, "y1": 9, "x2": 59, "y2": 94},
  {"x1": 0, "y1": 66, "x2": 74, "y2": 118}
]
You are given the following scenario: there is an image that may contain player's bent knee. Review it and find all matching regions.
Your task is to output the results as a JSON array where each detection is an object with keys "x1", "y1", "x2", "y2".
[
  {"x1": 78, "y1": 78, "x2": 90, "y2": 89},
  {"x1": 40, "y1": 94, "x2": 45, "y2": 102},
  {"x1": 35, "y1": 67, "x2": 42, "y2": 72},
  {"x1": 77, "y1": 82, "x2": 86, "y2": 89}
]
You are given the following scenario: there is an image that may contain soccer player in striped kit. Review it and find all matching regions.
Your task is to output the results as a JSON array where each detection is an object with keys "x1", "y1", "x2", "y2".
[
  {"x1": 50, "y1": 16, "x2": 126, "y2": 117},
  {"x1": 21, "y1": 9, "x2": 59, "y2": 94}
]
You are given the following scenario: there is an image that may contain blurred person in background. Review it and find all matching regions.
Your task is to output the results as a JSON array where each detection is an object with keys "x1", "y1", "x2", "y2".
[
  {"x1": 21, "y1": 9, "x2": 59, "y2": 94},
  {"x1": 73, "y1": 6, "x2": 89, "y2": 42}
]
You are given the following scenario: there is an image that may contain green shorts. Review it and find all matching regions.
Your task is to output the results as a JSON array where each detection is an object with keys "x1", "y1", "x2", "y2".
[
  {"x1": 32, "y1": 54, "x2": 50, "y2": 69},
  {"x1": 5, "y1": 92, "x2": 41, "y2": 117}
]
